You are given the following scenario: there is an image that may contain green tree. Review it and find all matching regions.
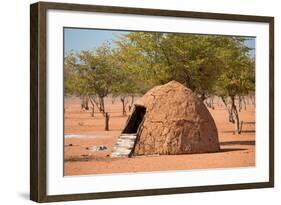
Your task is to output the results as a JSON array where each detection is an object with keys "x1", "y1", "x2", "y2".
[
  {"x1": 64, "y1": 43, "x2": 119, "y2": 130},
  {"x1": 114, "y1": 33, "x2": 255, "y2": 134},
  {"x1": 115, "y1": 33, "x2": 226, "y2": 99},
  {"x1": 65, "y1": 32, "x2": 255, "y2": 134},
  {"x1": 64, "y1": 51, "x2": 91, "y2": 110},
  {"x1": 213, "y1": 37, "x2": 255, "y2": 134},
  {"x1": 77, "y1": 43, "x2": 118, "y2": 114}
]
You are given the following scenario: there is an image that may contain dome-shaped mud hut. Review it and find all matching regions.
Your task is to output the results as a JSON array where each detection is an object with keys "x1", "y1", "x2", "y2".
[{"x1": 110, "y1": 81, "x2": 220, "y2": 158}]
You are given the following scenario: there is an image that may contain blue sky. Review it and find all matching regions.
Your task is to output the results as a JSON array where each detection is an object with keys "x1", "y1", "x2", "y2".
[
  {"x1": 64, "y1": 28, "x2": 128, "y2": 54},
  {"x1": 64, "y1": 28, "x2": 255, "y2": 56}
]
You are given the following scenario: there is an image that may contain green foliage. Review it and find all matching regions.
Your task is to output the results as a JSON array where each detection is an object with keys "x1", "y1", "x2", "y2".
[
  {"x1": 111, "y1": 32, "x2": 254, "y2": 100},
  {"x1": 64, "y1": 32, "x2": 255, "y2": 112},
  {"x1": 64, "y1": 51, "x2": 87, "y2": 96},
  {"x1": 212, "y1": 37, "x2": 255, "y2": 97}
]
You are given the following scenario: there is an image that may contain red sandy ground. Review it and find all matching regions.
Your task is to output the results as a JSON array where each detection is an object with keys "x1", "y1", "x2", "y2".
[{"x1": 64, "y1": 97, "x2": 255, "y2": 176}]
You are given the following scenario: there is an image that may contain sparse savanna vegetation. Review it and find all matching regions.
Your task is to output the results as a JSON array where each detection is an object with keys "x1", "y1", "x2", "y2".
[{"x1": 64, "y1": 32, "x2": 255, "y2": 134}]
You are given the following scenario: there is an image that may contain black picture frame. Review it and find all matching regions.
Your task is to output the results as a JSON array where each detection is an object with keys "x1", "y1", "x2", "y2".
[{"x1": 30, "y1": 1, "x2": 274, "y2": 202}]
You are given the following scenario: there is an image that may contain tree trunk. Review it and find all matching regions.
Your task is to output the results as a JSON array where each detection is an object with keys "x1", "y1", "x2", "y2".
[
  {"x1": 129, "y1": 95, "x2": 135, "y2": 112},
  {"x1": 230, "y1": 95, "x2": 241, "y2": 135},
  {"x1": 91, "y1": 104, "x2": 95, "y2": 117},
  {"x1": 250, "y1": 94, "x2": 255, "y2": 106},
  {"x1": 85, "y1": 96, "x2": 89, "y2": 110},
  {"x1": 80, "y1": 98, "x2": 84, "y2": 110},
  {"x1": 242, "y1": 96, "x2": 247, "y2": 110},
  {"x1": 105, "y1": 112, "x2": 109, "y2": 131},
  {"x1": 238, "y1": 96, "x2": 243, "y2": 112},
  {"x1": 246, "y1": 96, "x2": 250, "y2": 105},
  {"x1": 120, "y1": 97, "x2": 126, "y2": 116},
  {"x1": 81, "y1": 96, "x2": 89, "y2": 110},
  {"x1": 90, "y1": 96, "x2": 102, "y2": 113},
  {"x1": 88, "y1": 97, "x2": 95, "y2": 117},
  {"x1": 210, "y1": 97, "x2": 214, "y2": 109},
  {"x1": 221, "y1": 96, "x2": 235, "y2": 123},
  {"x1": 99, "y1": 96, "x2": 105, "y2": 114}
]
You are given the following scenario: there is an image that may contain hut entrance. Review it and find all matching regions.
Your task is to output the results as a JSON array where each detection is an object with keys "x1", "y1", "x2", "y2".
[
  {"x1": 122, "y1": 106, "x2": 146, "y2": 134},
  {"x1": 111, "y1": 106, "x2": 146, "y2": 158}
]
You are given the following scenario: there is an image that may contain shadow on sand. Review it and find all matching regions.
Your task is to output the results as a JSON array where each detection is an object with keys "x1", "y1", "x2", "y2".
[
  {"x1": 218, "y1": 148, "x2": 248, "y2": 153},
  {"x1": 220, "y1": 140, "x2": 255, "y2": 146},
  {"x1": 222, "y1": 130, "x2": 255, "y2": 134}
]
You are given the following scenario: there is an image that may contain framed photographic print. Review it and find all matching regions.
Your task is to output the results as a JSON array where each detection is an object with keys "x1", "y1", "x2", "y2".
[{"x1": 30, "y1": 1, "x2": 274, "y2": 202}]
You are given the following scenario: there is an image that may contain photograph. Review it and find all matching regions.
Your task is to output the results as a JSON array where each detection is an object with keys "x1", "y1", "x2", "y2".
[
  {"x1": 1, "y1": 0, "x2": 278, "y2": 203},
  {"x1": 29, "y1": 2, "x2": 274, "y2": 202},
  {"x1": 63, "y1": 28, "x2": 256, "y2": 176}
]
